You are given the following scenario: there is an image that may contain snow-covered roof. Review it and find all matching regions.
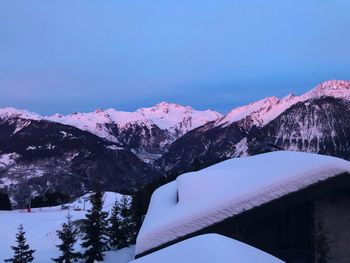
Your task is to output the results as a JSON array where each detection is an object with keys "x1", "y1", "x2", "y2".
[
  {"x1": 132, "y1": 234, "x2": 283, "y2": 263},
  {"x1": 136, "y1": 151, "x2": 350, "y2": 255}
]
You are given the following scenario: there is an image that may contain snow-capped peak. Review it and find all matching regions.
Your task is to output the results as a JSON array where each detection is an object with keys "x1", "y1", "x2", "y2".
[
  {"x1": 216, "y1": 79, "x2": 350, "y2": 129},
  {"x1": 137, "y1": 102, "x2": 221, "y2": 133},
  {"x1": 146, "y1": 101, "x2": 187, "y2": 112},
  {"x1": 47, "y1": 109, "x2": 116, "y2": 137},
  {"x1": 215, "y1": 96, "x2": 287, "y2": 128},
  {"x1": 281, "y1": 93, "x2": 296, "y2": 102},
  {"x1": 304, "y1": 80, "x2": 350, "y2": 100},
  {"x1": 43, "y1": 102, "x2": 221, "y2": 143},
  {"x1": 0, "y1": 107, "x2": 42, "y2": 121},
  {"x1": 1, "y1": 79, "x2": 349, "y2": 143}
]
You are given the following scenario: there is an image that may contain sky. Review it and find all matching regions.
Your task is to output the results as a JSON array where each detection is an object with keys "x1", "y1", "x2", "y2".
[{"x1": 0, "y1": 0, "x2": 350, "y2": 115}]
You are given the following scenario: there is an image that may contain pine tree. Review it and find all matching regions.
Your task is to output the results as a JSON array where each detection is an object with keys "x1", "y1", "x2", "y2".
[
  {"x1": 81, "y1": 189, "x2": 109, "y2": 263},
  {"x1": 5, "y1": 224, "x2": 35, "y2": 263},
  {"x1": 129, "y1": 193, "x2": 145, "y2": 244},
  {"x1": 0, "y1": 191, "x2": 12, "y2": 210},
  {"x1": 119, "y1": 196, "x2": 132, "y2": 247},
  {"x1": 108, "y1": 198, "x2": 123, "y2": 249},
  {"x1": 52, "y1": 213, "x2": 81, "y2": 263}
]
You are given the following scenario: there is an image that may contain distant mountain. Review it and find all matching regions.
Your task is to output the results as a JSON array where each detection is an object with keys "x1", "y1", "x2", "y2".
[
  {"x1": 2, "y1": 102, "x2": 220, "y2": 163},
  {"x1": 2, "y1": 80, "x2": 350, "y2": 206},
  {"x1": 0, "y1": 103, "x2": 219, "y2": 206},
  {"x1": 0, "y1": 115, "x2": 159, "y2": 207},
  {"x1": 158, "y1": 80, "x2": 350, "y2": 173},
  {"x1": 214, "y1": 80, "x2": 350, "y2": 129},
  {"x1": 248, "y1": 96, "x2": 350, "y2": 159}
]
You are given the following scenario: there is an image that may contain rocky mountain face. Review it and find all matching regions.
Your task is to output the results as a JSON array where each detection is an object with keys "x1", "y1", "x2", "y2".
[
  {"x1": 157, "y1": 80, "x2": 350, "y2": 174},
  {"x1": 157, "y1": 119, "x2": 249, "y2": 174},
  {"x1": 1, "y1": 80, "x2": 350, "y2": 207},
  {"x1": 0, "y1": 103, "x2": 220, "y2": 207},
  {"x1": 0, "y1": 115, "x2": 159, "y2": 207},
  {"x1": 248, "y1": 96, "x2": 350, "y2": 159},
  {"x1": 47, "y1": 102, "x2": 221, "y2": 162}
]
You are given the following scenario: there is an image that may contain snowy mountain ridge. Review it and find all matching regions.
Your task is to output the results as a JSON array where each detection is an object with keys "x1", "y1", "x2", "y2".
[
  {"x1": 48, "y1": 102, "x2": 221, "y2": 139},
  {"x1": 0, "y1": 103, "x2": 221, "y2": 143},
  {"x1": 305, "y1": 79, "x2": 350, "y2": 99},
  {"x1": 1, "y1": 79, "x2": 350, "y2": 207},
  {"x1": 136, "y1": 102, "x2": 222, "y2": 136},
  {"x1": 0, "y1": 107, "x2": 42, "y2": 121},
  {"x1": 157, "y1": 80, "x2": 350, "y2": 174},
  {"x1": 215, "y1": 80, "x2": 350, "y2": 129},
  {"x1": 1, "y1": 80, "x2": 349, "y2": 140}
]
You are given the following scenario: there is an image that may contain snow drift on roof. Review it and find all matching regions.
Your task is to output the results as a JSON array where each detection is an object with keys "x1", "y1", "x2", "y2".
[
  {"x1": 135, "y1": 151, "x2": 350, "y2": 255},
  {"x1": 132, "y1": 234, "x2": 283, "y2": 263}
]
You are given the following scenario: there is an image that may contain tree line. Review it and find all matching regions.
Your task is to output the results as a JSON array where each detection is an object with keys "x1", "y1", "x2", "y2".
[{"x1": 4, "y1": 187, "x2": 144, "y2": 263}]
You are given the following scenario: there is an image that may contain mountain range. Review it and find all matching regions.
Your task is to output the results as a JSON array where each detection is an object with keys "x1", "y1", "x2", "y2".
[{"x1": 1, "y1": 79, "x2": 350, "y2": 207}]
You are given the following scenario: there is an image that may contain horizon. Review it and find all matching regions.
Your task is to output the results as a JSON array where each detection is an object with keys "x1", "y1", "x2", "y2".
[{"x1": 1, "y1": 78, "x2": 348, "y2": 116}]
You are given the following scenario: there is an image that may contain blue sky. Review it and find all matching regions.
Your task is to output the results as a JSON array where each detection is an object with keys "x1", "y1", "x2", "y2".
[{"x1": 1, "y1": 0, "x2": 350, "y2": 114}]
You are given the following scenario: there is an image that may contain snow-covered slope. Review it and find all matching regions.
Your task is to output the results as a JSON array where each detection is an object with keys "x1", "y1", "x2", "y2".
[
  {"x1": 47, "y1": 102, "x2": 221, "y2": 143},
  {"x1": 47, "y1": 108, "x2": 148, "y2": 143},
  {"x1": 247, "y1": 96, "x2": 350, "y2": 158},
  {"x1": 0, "y1": 107, "x2": 42, "y2": 121},
  {"x1": 0, "y1": 117, "x2": 158, "y2": 207},
  {"x1": 0, "y1": 192, "x2": 135, "y2": 263},
  {"x1": 157, "y1": 80, "x2": 350, "y2": 173},
  {"x1": 133, "y1": 234, "x2": 283, "y2": 263},
  {"x1": 136, "y1": 102, "x2": 221, "y2": 136},
  {"x1": 216, "y1": 80, "x2": 350, "y2": 129},
  {"x1": 0, "y1": 102, "x2": 220, "y2": 163},
  {"x1": 215, "y1": 94, "x2": 302, "y2": 128},
  {"x1": 304, "y1": 79, "x2": 350, "y2": 99},
  {"x1": 2, "y1": 79, "x2": 350, "y2": 184},
  {"x1": 137, "y1": 151, "x2": 350, "y2": 255},
  {"x1": 0, "y1": 103, "x2": 218, "y2": 162}
]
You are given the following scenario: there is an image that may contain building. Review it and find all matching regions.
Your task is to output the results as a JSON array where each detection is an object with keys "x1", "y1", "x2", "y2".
[
  {"x1": 131, "y1": 234, "x2": 283, "y2": 263},
  {"x1": 135, "y1": 151, "x2": 350, "y2": 263}
]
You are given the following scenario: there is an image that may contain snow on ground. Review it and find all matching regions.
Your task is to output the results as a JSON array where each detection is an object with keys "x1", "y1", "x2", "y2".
[
  {"x1": 136, "y1": 151, "x2": 350, "y2": 255},
  {"x1": 105, "y1": 246, "x2": 135, "y2": 263},
  {"x1": 0, "y1": 192, "x2": 134, "y2": 263},
  {"x1": 0, "y1": 153, "x2": 19, "y2": 168},
  {"x1": 133, "y1": 234, "x2": 283, "y2": 263}
]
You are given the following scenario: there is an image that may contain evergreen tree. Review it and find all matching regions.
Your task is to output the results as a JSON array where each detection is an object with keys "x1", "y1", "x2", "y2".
[
  {"x1": 5, "y1": 224, "x2": 35, "y2": 263},
  {"x1": 108, "y1": 198, "x2": 123, "y2": 249},
  {"x1": 0, "y1": 191, "x2": 12, "y2": 210},
  {"x1": 191, "y1": 157, "x2": 202, "y2": 171},
  {"x1": 118, "y1": 196, "x2": 132, "y2": 248},
  {"x1": 81, "y1": 189, "x2": 109, "y2": 263},
  {"x1": 52, "y1": 213, "x2": 81, "y2": 263},
  {"x1": 129, "y1": 193, "x2": 145, "y2": 244}
]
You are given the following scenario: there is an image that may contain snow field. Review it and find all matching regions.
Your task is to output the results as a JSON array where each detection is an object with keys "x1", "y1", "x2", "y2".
[{"x1": 0, "y1": 192, "x2": 134, "y2": 263}]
